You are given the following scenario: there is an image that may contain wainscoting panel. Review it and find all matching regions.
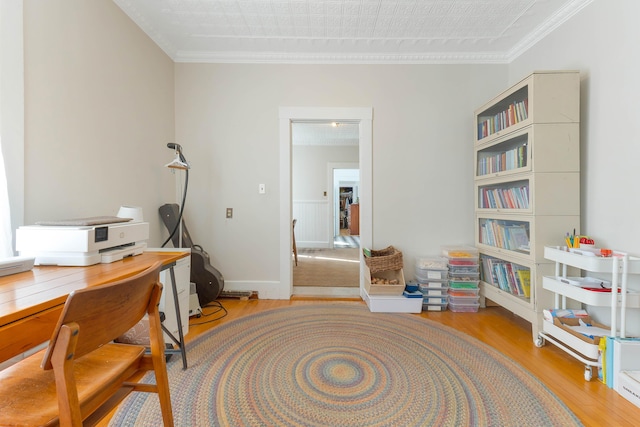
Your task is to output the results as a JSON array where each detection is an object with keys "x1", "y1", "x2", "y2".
[{"x1": 293, "y1": 200, "x2": 330, "y2": 248}]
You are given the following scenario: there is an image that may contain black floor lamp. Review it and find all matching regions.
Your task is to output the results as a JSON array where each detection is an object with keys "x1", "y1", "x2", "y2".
[{"x1": 162, "y1": 143, "x2": 190, "y2": 248}]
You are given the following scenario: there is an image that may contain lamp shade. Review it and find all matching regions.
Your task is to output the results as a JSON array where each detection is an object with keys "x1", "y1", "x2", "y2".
[{"x1": 116, "y1": 206, "x2": 144, "y2": 222}]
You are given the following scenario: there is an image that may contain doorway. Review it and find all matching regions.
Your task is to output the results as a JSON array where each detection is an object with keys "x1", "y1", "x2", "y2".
[
  {"x1": 333, "y1": 167, "x2": 360, "y2": 248},
  {"x1": 279, "y1": 107, "x2": 373, "y2": 298},
  {"x1": 291, "y1": 126, "x2": 359, "y2": 290}
]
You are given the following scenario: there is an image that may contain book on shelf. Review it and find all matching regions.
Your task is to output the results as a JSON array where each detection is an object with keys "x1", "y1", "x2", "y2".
[
  {"x1": 480, "y1": 219, "x2": 530, "y2": 252},
  {"x1": 516, "y1": 269, "x2": 531, "y2": 297},
  {"x1": 505, "y1": 225, "x2": 529, "y2": 251},
  {"x1": 508, "y1": 264, "x2": 523, "y2": 295},
  {"x1": 477, "y1": 99, "x2": 529, "y2": 140},
  {"x1": 480, "y1": 256, "x2": 530, "y2": 297},
  {"x1": 479, "y1": 186, "x2": 529, "y2": 210},
  {"x1": 477, "y1": 144, "x2": 528, "y2": 176}
]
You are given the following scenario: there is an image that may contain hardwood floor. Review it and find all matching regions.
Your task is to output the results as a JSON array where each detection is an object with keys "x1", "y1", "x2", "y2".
[{"x1": 107, "y1": 297, "x2": 640, "y2": 426}]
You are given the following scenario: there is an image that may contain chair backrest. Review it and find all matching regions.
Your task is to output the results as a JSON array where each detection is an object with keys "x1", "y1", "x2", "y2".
[{"x1": 41, "y1": 262, "x2": 163, "y2": 370}]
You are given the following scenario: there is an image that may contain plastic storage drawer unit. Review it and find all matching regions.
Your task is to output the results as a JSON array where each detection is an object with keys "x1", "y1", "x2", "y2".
[
  {"x1": 448, "y1": 288, "x2": 480, "y2": 297},
  {"x1": 422, "y1": 301, "x2": 448, "y2": 312},
  {"x1": 419, "y1": 282, "x2": 448, "y2": 296},
  {"x1": 449, "y1": 301, "x2": 480, "y2": 312}
]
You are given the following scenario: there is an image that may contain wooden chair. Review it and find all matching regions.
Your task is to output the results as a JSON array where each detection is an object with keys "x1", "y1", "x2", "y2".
[
  {"x1": 292, "y1": 219, "x2": 298, "y2": 266},
  {"x1": 0, "y1": 262, "x2": 174, "y2": 427}
]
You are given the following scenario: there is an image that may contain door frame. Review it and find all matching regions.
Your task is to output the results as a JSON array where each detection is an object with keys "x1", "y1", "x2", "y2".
[{"x1": 279, "y1": 107, "x2": 373, "y2": 298}]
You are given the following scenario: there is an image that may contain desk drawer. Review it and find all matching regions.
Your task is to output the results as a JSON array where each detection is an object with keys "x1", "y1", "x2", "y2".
[{"x1": 0, "y1": 305, "x2": 61, "y2": 364}]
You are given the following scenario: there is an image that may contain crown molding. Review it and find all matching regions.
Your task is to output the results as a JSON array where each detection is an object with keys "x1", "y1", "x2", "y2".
[
  {"x1": 172, "y1": 51, "x2": 510, "y2": 65},
  {"x1": 507, "y1": 0, "x2": 594, "y2": 61}
]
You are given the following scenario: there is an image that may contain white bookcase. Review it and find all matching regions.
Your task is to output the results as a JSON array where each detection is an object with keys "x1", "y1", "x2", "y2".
[{"x1": 474, "y1": 71, "x2": 581, "y2": 340}]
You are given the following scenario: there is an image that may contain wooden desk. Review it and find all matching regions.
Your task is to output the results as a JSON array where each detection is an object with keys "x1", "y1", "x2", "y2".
[{"x1": 0, "y1": 251, "x2": 189, "y2": 364}]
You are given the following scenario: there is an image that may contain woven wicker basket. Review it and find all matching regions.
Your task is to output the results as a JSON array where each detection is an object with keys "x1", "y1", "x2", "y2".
[{"x1": 364, "y1": 246, "x2": 403, "y2": 273}]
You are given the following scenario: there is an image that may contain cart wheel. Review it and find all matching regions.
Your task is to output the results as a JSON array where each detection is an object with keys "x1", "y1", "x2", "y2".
[
  {"x1": 584, "y1": 366, "x2": 592, "y2": 381},
  {"x1": 535, "y1": 336, "x2": 545, "y2": 348}
]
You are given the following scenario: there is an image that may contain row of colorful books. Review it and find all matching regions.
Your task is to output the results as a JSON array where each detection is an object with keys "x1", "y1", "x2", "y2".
[
  {"x1": 477, "y1": 144, "x2": 527, "y2": 175},
  {"x1": 480, "y1": 256, "x2": 530, "y2": 297},
  {"x1": 479, "y1": 185, "x2": 529, "y2": 209},
  {"x1": 477, "y1": 99, "x2": 529, "y2": 140},
  {"x1": 479, "y1": 219, "x2": 530, "y2": 252}
]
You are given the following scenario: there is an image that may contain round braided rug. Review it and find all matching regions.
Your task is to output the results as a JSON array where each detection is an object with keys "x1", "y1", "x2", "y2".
[{"x1": 110, "y1": 304, "x2": 582, "y2": 426}]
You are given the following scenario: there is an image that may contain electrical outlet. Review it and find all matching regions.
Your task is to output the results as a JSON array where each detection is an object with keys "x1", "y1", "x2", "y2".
[{"x1": 226, "y1": 208, "x2": 233, "y2": 219}]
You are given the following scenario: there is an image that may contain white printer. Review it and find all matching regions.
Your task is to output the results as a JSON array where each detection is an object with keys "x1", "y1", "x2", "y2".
[{"x1": 16, "y1": 216, "x2": 149, "y2": 266}]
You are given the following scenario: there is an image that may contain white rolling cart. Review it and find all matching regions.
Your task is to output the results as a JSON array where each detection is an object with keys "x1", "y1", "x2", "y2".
[{"x1": 538, "y1": 246, "x2": 640, "y2": 380}]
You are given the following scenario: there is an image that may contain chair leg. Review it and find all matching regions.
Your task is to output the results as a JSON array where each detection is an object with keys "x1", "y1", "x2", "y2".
[
  {"x1": 51, "y1": 324, "x2": 83, "y2": 427},
  {"x1": 148, "y1": 310, "x2": 175, "y2": 427}
]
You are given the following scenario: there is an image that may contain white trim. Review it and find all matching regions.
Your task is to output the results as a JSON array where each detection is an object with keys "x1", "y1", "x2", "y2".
[
  {"x1": 280, "y1": 107, "x2": 373, "y2": 299},
  {"x1": 174, "y1": 51, "x2": 510, "y2": 65},
  {"x1": 223, "y1": 280, "x2": 286, "y2": 300},
  {"x1": 292, "y1": 286, "x2": 361, "y2": 298},
  {"x1": 0, "y1": 0, "x2": 25, "y2": 254}
]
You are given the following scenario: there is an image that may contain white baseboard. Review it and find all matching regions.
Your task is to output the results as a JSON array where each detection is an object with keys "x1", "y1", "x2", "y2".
[
  {"x1": 223, "y1": 280, "x2": 289, "y2": 299},
  {"x1": 293, "y1": 286, "x2": 361, "y2": 298},
  {"x1": 222, "y1": 281, "x2": 363, "y2": 300}
]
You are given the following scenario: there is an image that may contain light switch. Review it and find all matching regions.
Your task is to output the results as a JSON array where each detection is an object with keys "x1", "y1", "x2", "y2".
[{"x1": 259, "y1": 184, "x2": 266, "y2": 194}]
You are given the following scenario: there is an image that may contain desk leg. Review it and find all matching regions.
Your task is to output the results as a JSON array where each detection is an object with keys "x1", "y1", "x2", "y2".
[{"x1": 162, "y1": 265, "x2": 188, "y2": 370}]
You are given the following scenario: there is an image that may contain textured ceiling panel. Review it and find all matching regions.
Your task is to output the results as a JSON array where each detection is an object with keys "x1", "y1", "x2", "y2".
[{"x1": 113, "y1": 0, "x2": 593, "y2": 63}]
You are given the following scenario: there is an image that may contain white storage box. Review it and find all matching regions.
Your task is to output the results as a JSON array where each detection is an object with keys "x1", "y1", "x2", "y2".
[
  {"x1": 415, "y1": 268, "x2": 448, "y2": 281},
  {"x1": 418, "y1": 280, "x2": 448, "y2": 294},
  {"x1": 362, "y1": 288, "x2": 422, "y2": 313},
  {"x1": 422, "y1": 302, "x2": 448, "y2": 312},
  {"x1": 613, "y1": 339, "x2": 640, "y2": 392},
  {"x1": 618, "y1": 371, "x2": 640, "y2": 409},
  {"x1": 423, "y1": 296, "x2": 447, "y2": 305},
  {"x1": 415, "y1": 256, "x2": 448, "y2": 281},
  {"x1": 415, "y1": 256, "x2": 448, "y2": 270},
  {"x1": 420, "y1": 285, "x2": 448, "y2": 296}
]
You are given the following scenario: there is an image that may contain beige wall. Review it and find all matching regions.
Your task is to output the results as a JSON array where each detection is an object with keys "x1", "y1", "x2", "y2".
[
  {"x1": 293, "y1": 145, "x2": 359, "y2": 200},
  {"x1": 22, "y1": 0, "x2": 175, "y2": 246},
  {"x1": 174, "y1": 63, "x2": 505, "y2": 290}
]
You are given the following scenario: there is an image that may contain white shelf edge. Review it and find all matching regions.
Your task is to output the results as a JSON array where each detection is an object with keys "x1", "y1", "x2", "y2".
[
  {"x1": 543, "y1": 276, "x2": 640, "y2": 307},
  {"x1": 480, "y1": 282, "x2": 536, "y2": 323},
  {"x1": 544, "y1": 246, "x2": 640, "y2": 273}
]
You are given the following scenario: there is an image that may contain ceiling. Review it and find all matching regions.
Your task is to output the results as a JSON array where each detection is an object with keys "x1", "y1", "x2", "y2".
[
  {"x1": 292, "y1": 121, "x2": 360, "y2": 146},
  {"x1": 112, "y1": 0, "x2": 590, "y2": 145},
  {"x1": 113, "y1": 0, "x2": 592, "y2": 64}
]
